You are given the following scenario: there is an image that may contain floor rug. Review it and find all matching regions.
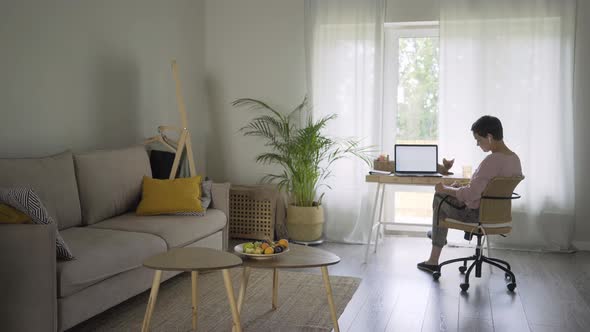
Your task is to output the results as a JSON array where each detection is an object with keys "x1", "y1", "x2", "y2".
[{"x1": 70, "y1": 268, "x2": 361, "y2": 331}]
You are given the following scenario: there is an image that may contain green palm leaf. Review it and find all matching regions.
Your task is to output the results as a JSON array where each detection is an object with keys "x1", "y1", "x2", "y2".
[{"x1": 234, "y1": 96, "x2": 374, "y2": 207}]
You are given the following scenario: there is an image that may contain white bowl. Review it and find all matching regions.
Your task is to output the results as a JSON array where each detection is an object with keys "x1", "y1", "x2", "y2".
[{"x1": 234, "y1": 243, "x2": 289, "y2": 260}]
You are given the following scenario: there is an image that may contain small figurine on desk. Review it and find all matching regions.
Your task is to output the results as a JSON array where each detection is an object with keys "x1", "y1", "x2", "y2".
[
  {"x1": 373, "y1": 154, "x2": 395, "y2": 172},
  {"x1": 437, "y1": 158, "x2": 455, "y2": 175}
]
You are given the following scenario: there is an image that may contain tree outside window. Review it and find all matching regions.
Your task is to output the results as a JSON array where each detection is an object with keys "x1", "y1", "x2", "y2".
[{"x1": 396, "y1": 36, "x2": 439, "y2": 143}]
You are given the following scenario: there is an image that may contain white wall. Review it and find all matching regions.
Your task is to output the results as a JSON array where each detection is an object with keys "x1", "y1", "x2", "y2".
[
  {"x1": 0, "y1": 0, "x2": 208, "y2": 173},
  {"x1": 204, "y1": 0, "x2": 306, "y2": 184},
  {"x1": 573, "y1": 0, "x2": 590, "y2": 247}
]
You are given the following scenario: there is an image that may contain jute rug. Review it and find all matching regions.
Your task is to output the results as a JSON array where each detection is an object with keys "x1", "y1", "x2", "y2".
[{"x1": 70, "y1": 269, "x2": 360, "y2": 331}]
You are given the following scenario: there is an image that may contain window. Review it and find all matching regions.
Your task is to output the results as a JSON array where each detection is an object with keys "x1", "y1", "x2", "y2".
[
  {"x1": 396, "y1": 35, "x2": 439, "y2": 142},
  {"x1": 383, "y1": 22, "x2": 440, "y2": 226}
]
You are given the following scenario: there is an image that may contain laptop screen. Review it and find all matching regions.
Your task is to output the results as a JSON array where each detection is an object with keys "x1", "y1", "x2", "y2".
[{"x1": 394, "y1": 144, "x2": 438, "y2": 173}]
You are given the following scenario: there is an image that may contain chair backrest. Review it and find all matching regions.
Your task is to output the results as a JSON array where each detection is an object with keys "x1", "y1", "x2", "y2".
[{"x1": 479, "y1": 176, "x2": 524, "y2": 225}]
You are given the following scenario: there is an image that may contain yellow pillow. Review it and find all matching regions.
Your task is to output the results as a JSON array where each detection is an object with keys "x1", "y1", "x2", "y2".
[
  {"x1": 136, "y1": 176, "x2": 203, "y2": 216},
  {"x1": 0, "y1": 203, "x2": 32, "y2": 224}
]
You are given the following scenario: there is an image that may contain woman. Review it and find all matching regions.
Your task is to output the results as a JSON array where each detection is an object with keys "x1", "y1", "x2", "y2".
[{"x1": 417, "y1": 115, "x2": 523, "y2": 273}]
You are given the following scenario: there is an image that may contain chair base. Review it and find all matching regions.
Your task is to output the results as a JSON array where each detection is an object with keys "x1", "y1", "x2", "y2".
[{"x1": 432, "y1": 234, "x2": 517, "y2": 292}]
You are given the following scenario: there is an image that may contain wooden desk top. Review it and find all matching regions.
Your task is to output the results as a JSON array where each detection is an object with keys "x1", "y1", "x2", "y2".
[
  {"x1": 236, "y1": 244, "x2": 340, "y2": 269},
  {"x1": 365, "y1": 174, "x2": 470, "y2": 185},
  {"x1": 144, "y1": 247, "x2": 242, "y2": 272}
]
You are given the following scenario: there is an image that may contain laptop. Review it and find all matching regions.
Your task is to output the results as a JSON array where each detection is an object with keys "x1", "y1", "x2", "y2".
[{"x1": 394, "y1": 144, "x2": 443, "y2": 177}]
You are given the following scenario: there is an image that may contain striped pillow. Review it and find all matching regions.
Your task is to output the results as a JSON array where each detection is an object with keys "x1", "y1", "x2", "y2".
[{"x1": 0, "y1": 187, "x2": 74, "y2": 260}]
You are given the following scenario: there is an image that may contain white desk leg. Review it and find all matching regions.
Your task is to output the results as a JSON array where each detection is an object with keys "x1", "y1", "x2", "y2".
[
  {"x1": 374, "y1": 184, "x2": 386, "y2": 253},
  {"x1": 364, "y1": 182, "x2": 382, "y2": 263}
]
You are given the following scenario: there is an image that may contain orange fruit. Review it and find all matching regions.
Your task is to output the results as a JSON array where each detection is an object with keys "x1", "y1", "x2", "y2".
[
  {"x1": 261, "y1": 243, "x2": 269, "y2": 250},
  {"x1": 264, "y1": 247, "x2": 274, "y2": 255},
  {"x1": 278, "y1": 239, "x2": 289, "y2": 248}
]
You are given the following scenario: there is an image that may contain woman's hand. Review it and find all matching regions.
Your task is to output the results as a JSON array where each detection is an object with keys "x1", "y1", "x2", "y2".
[
  {"x1": 435, "y1": 183, "x2": 445, "y2": 193},
  {"x1": 436, "y1": 182, "x2": 459, "y2": 197}
]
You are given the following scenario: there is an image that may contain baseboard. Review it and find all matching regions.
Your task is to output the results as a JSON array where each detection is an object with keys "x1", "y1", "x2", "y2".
[{"x1": 573, "y1": 241, "x2": 590, "y2": 251}]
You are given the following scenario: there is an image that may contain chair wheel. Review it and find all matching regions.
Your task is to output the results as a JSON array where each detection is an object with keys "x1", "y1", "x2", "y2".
[
  {"x1": 505, "y1": 273, "x2": 512, "y2": 280},
  {"x1": 507, "y1": 282, "x2": 516, "y2": 292},
  {"x1": 459, "y1": 266, "x2": 467, "y2": 274},
  {"x1": 433, "y1": 271, "x2": 441, "y2": 280},
  {"x1": 460, "y1": 283, "x2": 469, "y2": 292}
]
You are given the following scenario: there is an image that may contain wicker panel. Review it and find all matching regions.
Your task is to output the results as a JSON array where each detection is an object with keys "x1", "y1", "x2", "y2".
[{"x1": 229, "y1": 187, "x2": 276, "y2": 240}]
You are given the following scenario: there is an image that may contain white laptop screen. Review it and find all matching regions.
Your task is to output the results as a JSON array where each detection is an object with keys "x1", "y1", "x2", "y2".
[{"x1": 395, "y1": 145, "x2": 438, "y2": 173}]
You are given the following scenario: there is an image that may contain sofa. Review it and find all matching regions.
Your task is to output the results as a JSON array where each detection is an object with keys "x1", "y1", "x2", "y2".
[{"x1": 0, "y1": 146, "x2": 230, "y2": 332}]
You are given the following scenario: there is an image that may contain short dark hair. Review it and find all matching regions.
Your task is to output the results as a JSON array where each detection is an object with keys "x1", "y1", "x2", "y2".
[{"x1": 471, "y1": 115, "x2": 503, "y2": 140}]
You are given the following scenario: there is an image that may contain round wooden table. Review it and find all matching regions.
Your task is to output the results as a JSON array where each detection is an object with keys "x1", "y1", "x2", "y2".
[
  {"x1": 141, "y1": 247, "x2": 243, "y2": 332},
  {"x1": 233, "y1": 244, "x2": 341, "y2": 332}
]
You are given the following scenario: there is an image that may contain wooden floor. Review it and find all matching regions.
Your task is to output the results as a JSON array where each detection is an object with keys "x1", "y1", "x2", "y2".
[{"x1": 300, "y1": 236, "x2": 590, "y2": 332}]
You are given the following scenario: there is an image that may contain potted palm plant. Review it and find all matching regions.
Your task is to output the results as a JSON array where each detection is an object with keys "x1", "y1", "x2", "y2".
[{"x1": 234, "y1": 97, "x2": 371, "y2": 242}]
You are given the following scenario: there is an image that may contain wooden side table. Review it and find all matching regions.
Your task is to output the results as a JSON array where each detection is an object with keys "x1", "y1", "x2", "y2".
[
  {"x1": 233, "y1": 244, "x2": 341, "y2": 332},
  {"x1": 141, "y1": 247, "x2": 243, "y2": 332}
]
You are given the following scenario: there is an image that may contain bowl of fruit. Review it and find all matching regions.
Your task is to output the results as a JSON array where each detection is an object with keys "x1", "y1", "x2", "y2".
[{"x1": 234, "y1": 239, "x2": 290, "y2": 260}]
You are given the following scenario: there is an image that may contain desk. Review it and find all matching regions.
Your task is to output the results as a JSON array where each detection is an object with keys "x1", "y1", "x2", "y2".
[{"x1": 364, "y1": 174, "x2": 470, "y2": 262}]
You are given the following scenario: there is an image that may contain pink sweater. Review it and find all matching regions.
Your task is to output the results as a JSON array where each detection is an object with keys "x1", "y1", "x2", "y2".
[{"x1": 456, "y1": 153, "x2": 523, "y2": 209}]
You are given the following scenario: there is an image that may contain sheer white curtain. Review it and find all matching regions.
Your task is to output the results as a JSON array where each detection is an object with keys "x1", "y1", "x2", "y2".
[
  {"x1": 305, "y1": 0, "x2": 385, "y2": 243},
  {"x1": 439, "y1": 0, "x2": 577, "y2": 250}
]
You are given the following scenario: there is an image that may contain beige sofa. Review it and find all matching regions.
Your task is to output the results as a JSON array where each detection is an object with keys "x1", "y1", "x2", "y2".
[{"x1": 0, "y1": 146, "x2": 230, "y2": 332}]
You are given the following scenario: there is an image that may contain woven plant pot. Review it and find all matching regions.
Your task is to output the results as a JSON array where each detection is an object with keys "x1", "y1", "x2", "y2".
[{"x1": 286, "y1": 204, "x2": 324, "y2": 241}]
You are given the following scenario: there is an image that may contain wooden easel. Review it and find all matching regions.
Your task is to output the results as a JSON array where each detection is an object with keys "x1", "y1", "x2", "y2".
[{"x1": 145, "y1": 60, "x2": 196, "y2": 179}]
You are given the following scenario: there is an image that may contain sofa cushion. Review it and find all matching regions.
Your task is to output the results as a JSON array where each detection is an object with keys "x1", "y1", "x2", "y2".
[
  {"x1": 0, "y1": 203, "x2": 31, "y2": 224},
  {"x1": 57, "y1": 227, "x2": 166, "y2": 297},
  {"x1": 201, "y1": 179, "x2": 213, "y2": 210},
  {"x1": 90, "y1": 209, "x2": 226, "y2": 249},
  {"x1": 136, "y1": 176, "x2": 203, "y2": 216},
  {"x1": 74, "y1": 146, "x2": 152, "y2": 225},
  {"x1": 0, "y1": 151, "x2": 82, "y2": 230},
  {"x1": 0, "y1": 188, "x2": 74, "y2": 260}
]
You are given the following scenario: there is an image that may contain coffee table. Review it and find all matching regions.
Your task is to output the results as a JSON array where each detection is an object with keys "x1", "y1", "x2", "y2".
[
  {"x1": 141, "y1": 247, "x2": 243, "y2": 332},
  {"x1": 233, "y1": 244, "x2": 341, "y2": 332}
]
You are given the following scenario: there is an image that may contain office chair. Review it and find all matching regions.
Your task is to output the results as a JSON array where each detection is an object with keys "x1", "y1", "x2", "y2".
[{"x1": 432, "y1": 176, "x2": 525, "y2": 292}]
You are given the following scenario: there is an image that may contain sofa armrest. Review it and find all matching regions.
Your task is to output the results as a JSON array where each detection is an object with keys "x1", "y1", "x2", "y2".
[
  {"x1": 211, "y1": 182, "x2": 231, "y2": 250},
  {"x1": 0, "y1": 223, "x2": 57, "y2": 332}
]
